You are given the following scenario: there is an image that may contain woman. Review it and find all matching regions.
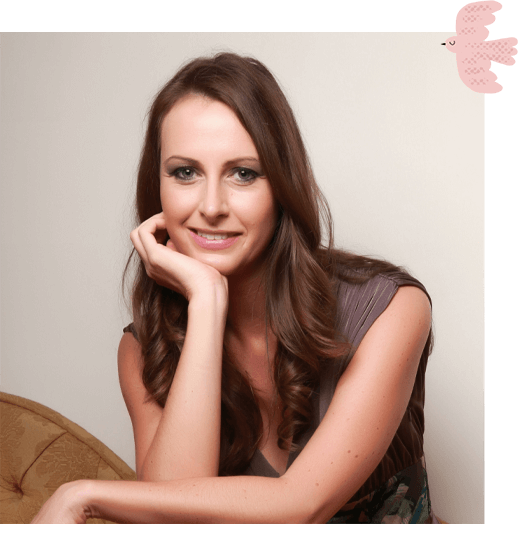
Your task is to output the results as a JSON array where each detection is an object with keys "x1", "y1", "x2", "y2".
[{"x1": 32, "y1": 52, "x2": 434, "y2": 524}]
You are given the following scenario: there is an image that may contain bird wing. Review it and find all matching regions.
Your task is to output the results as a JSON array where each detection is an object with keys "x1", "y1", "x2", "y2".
[
  {"x1": 456, "y1": 1, "x2": 502, "y2": 42},
  {"x1": 456, "y1": 54, "x2": 502, "y2": 93}
]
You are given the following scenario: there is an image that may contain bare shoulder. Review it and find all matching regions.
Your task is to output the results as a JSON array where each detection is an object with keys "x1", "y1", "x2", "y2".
[
  {"x1": 118, "y1": 331, "x2": 142, "y2": 369},
  {"x1": 117, "y1": 332, "x2": 156, "y2": 417},
  {"x1": 339, "y1": 284, "x2": 431, "y2": 391},
  {"x1": 363, "y1": 284, "x2": 431, "y2": 350},
  {"x1": 117, "y1": 332, "x2": 144, "y2": 391},
  {"x1": 384, "y1": 285, "x2": 432, "y2": 329},
  {"x1": 392, "y1": 283, "x2": 431, "y2": 305}
]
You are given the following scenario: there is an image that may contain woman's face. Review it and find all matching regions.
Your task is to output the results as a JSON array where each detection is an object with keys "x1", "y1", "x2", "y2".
[{"x1": 159, "y1": 94, "x2": 278, "y2": 278}]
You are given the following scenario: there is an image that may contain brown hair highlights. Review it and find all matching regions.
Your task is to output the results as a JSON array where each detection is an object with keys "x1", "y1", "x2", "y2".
[{"x1": 125, "y1": 52, "x2": 402, "y2": 475}]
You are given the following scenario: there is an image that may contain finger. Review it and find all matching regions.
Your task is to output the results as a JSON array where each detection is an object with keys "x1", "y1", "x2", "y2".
[
  {"x1": 138, "y1": 212, "x2": 166, "y2": 234},
  {"x1": 146, "y1": 214, "x2": 168, "y2": 245},
  {"x1": 130, "y1": 228, "x2": 147, "y2": 263},
  {"x1": 131, "y1": 213, "x2": 166, "y2": 264},
  {"x1": 137, "y1": 214, "x2": 168, "y2": 260}
]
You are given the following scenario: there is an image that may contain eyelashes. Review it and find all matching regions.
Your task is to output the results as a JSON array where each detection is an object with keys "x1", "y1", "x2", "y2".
[{"x1": 166, "y1": 166, "x2": 262, "y2": 184}]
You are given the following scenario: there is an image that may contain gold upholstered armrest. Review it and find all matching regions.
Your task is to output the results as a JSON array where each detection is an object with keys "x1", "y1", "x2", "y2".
[{"x1": 0, "y1": 391, "x2": 136, "y2": 524}]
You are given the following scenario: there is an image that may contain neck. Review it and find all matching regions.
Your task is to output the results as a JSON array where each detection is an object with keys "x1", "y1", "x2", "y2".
[
  {"x1": 226, "y1": 269, "x2": 269, "y2": 343},
  {"x1": 224, "y1": 268, "x2": 279, "y2": 393}
]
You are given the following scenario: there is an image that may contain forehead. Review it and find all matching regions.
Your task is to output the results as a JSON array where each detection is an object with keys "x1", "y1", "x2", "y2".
[{"x1": 160, "y1": 95, "x2": 258, "y2": 157}]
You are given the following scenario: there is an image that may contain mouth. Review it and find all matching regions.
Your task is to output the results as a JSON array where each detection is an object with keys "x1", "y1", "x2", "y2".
[
  {"x1": 188, "y1": 229, "x2": 241, "y2": 250},
  {"x1": 190, "y1": 229, "x2": 240, "y2": 240}
]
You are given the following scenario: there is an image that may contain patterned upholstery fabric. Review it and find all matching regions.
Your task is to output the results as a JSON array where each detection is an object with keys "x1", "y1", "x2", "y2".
[{"x1": 0, "y1": 391, "x2": 136, "y2": 524}]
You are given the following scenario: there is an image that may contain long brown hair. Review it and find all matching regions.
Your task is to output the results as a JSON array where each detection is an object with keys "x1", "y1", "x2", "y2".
[{"x1": 125, "y1": 52, "x2": 406, "y2": 475}]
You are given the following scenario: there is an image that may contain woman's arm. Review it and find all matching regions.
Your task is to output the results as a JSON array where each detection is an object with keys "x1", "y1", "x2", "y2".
[
  {"x1": 36, "y1": 285, "x2": 431, "y2": 524},
  {"x1": 89, "y1": 475, "x2": 306, "y2": 524},
  {"x1": 119, "y1": 293, "x2": 226, "y2": 481},
  {"x1": 41, "y1": 286, "x2": 430, "y2": 523}
]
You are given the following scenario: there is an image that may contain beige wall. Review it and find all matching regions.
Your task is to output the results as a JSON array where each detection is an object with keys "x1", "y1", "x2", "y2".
[{"x1": 0, "y1": 33, "x2": 483, "y2": 523}]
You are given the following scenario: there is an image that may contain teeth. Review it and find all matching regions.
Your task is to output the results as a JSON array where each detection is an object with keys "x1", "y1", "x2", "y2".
[{"x1": 197, "y1": 231, "x2": 230, "y2": 240}]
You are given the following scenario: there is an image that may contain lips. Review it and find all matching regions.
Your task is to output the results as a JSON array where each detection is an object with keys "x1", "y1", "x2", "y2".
[
  {"x1": 190, "y1": 228, "x2": 241, "y2": 236},
  {"x1": 188, "y1": 229, "x2": 241, "y2": 251}
]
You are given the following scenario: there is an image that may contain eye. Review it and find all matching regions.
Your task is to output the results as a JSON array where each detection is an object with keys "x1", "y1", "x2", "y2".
[
  {"x1": 232, "y1": 167, "x2": 259, "y2": 183},
  {"x1": 167, "y1": 166, "x2": 260, "y2": 183},
  {"x1": 449, "y1": 40, "x2": 455, "y2": 46},
  {"x1": 169, "y1": 166, "x2": 197, "y2": 181}
]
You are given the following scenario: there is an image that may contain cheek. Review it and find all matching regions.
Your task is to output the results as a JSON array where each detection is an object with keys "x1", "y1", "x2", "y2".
[
  {"x1": 256, "y1": 192, "x2": 278, "y2": 231},
  {"x1": 161, "y1": 188, "x2": 196, "y2": 221},
  {"x1": 237, "y1": 185, "x2": 277, "y2": 227}
]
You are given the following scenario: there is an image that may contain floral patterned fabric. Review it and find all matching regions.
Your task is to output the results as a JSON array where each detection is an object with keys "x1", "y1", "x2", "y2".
[{"x1": 327, "y1": 456, "x2": 433, "y2": 523}]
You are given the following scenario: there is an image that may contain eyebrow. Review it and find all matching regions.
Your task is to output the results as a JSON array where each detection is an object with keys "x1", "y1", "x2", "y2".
[{"x1": 162, "y1": 155, "x2": 262, "y2": 169}]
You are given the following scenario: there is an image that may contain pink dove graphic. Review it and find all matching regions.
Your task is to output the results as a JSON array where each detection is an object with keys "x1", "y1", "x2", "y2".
[{"x1": 443, "y1": 1, "x2": 517, "y2": 93}]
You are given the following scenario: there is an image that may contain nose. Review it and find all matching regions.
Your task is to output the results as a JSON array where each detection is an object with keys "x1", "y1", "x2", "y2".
[{"x1": 198, "y1": 176, "x2": 229, "y2": 221}]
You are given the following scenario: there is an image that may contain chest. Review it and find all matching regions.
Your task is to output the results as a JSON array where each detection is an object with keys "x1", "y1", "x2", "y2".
[
  {"x1": 226, "y1": 341, "x2": 349, "y2": 510},
  {"x1": 257, "y1": 402, "x2": 291, "y2": 475},
  {"x1": 254, "y1": 411, "x2": 355, "y2": 513},
  {"x1": 226, "y1": 334, "x2": 290, "y2": 474}
]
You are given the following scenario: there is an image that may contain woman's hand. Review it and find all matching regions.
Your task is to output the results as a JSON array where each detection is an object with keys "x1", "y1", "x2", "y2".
[
  {"x1": 130, "y1": 213, "x2": 228, "y2": 305},
  {"x1": 31, "y1": 481, "x2": 92, "y2": 524}
]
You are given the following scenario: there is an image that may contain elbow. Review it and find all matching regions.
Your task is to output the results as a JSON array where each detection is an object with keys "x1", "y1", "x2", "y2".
[
  {"x1": 300, "y1": 503, "x2": 329, "y2": 524},
  {"x1": 301, "y1": 501, "x2": 338, "y2": 524},
  {"x1": 298, "y1": 512, "x2": 326, "y2": 525},
  {"x1": 297, "y1": 512, "x2": 321, "y2": 525},
  {"x1": 290, "y1": 506, "x2": 326, "y2": 524},
  {"x1": 292, "y1": 496, "x2": 323, "y2": 524}
]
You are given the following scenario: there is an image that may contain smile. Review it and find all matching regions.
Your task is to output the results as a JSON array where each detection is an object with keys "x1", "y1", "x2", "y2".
[
  {"x1": 189, "y1": 229, "x2": 241, "y2": 251},
  {"x1": 197, "y1": 231, "x2": 233, "y2": 240}
]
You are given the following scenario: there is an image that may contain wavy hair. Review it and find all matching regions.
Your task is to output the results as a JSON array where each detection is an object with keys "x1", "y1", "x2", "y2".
[{"x1": 124, "y1": 52, "x2": 408, "y2": 475}]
